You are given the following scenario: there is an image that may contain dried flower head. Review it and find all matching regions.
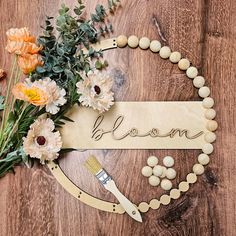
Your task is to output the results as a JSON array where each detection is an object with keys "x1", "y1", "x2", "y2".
[
  {"x1": 12, "y1": 77, "x2": 66, "y2": 114},
  {"x1": 76, "y1": 71, "x2": 114, "y2": 113},
  {"x1": 23, "y1": 118, "x2": 62, "y2": 164}
]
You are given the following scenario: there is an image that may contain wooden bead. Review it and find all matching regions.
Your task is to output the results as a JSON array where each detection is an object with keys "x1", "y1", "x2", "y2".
[
  {"x1": 139, "y1": 37, "x2": 150, "y2": 49},
  {"x1": 204, "y1": 132, "x2": 216, "y2": 143},
  {"x1": 203, "y1": 97, "x2": 214, "y2": 108},
  {"x1": 166, "y1": 168, "x2": 176, "y2": 180},
  {"x1": 116, "y1": 35, "x2": 128, "y2": 48},
  {"x1": 163, "y1": 156, "x2": 174, "y2": 167},
  {"x1": 193, "y1": 163, "x2": 204, "y2": 175},
  {"x1": 153, "y1": 165, "x2": 163, "y2": 177},
  {"x1": 198, "y1": 86, "x2": 210, "y2": 98},
  {"x1": 206, "y1": 120, "x2": 218, "y2": 131},
  {"x1": 178, "y1": 58, "x2": 190, "y2": 70},
  {"x1": 161, "y1": 179, "x2": 172, "y2": 190},
  {"x1": 170, "y1": 189, "x2": 181, "y2": 199},
  {"x1": 193, "y1": 76, "x2": 205, "y2": 88},
  {"x1": 147, "y1": 155, "x2": 158, "y2": 167},
  {"x1": 149, "y1": 199, "x2": 160, "y2": 209},
  {"x1": 160, "y1": 167, "x2": 167, "y2": 178},
  {"x1": 186, "y1": 66, "x2": 198, "y2": 79},
  {"x1": 138, "y1": 202, "x2": 149, "y2": 213},
  {"x1": 160, "y1": 195, "x2": 171, "y2": 205},
  {"x1": 186, "y1": 173, "x2": 197, "y2": 183},
  {"x1": 159, "y1": 46, "x2": 171, "y2": 59},
  {"x1": 141, "y1": 166, "x2": 152, "y2": 177},
  {"x1": 169, "y1": 51, "x2": 181, "y2": 63},
  {"x1": 202, "y1": 143, "x2": 214, "y2": 154},
  {"x1": 150, "y1": 40, "x2": 161, "y2": 52},
  {"x1": 198, "y1": 153, "x2": 210, "y2": 165},
  {"x1": 128, "y1": 35, "x2": 139, "y2": 48},
  {"x1": 205, "y1": 109, "x2": 216, "y2": 120},
  {"x1": 178, "y1": 181, "x2": 189, "y2": 192},
  {"x1": 148, "y1": 175, "x2": 160, "y2": 186}
]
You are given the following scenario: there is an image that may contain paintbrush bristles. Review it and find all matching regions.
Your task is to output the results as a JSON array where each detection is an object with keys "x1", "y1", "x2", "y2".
[{"x1": 84, "y1": 155, "x2": 102, "y2": 175}]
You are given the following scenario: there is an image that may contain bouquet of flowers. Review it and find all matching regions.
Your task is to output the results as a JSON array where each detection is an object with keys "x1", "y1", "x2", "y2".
[{"x1": 0, "y1": 0, "x2": 119, "y2": 177}]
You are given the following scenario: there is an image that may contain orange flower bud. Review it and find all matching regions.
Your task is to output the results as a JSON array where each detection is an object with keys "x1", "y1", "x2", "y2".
[
  {"x1": 6, "y1": 41, "x2": 42, "y2": 55},
  {"x1": 18, "y1": 54, "x2": 43, "y2": 74},
  {"x1": 6, "y1": 27, "x2": 36, "y2": 43}
]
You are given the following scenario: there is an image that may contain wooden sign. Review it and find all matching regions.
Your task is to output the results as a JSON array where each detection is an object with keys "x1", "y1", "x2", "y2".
[{"x1": 60, "y1": 102, "x2": 207, "y2": 149}]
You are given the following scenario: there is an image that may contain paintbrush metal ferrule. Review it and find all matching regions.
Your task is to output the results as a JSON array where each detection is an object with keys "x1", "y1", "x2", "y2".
[{"x1": 95, "y1": 169, "x2": 112, "y2": 185}]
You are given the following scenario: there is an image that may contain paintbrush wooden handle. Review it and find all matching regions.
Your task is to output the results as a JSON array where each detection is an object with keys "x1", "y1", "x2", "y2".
[{"x1": 104, "y1": 180, "x2": 142, "y2": 222}]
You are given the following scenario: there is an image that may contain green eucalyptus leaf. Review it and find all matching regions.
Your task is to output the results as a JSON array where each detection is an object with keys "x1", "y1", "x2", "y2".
[
  {"x1": 36, "y1": 66, "x2": 46, "y2": 73},
  {"x1": 52, "y1": 66, "x2": 64, "y2": 73}
]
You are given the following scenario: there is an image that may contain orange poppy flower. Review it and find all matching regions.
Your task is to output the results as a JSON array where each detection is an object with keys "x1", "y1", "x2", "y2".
[
  {"x1": 18, "y1": 54, "x2": 43, "y2": 74},
  {"x1": 6, "y1": 27, "x2": 36, "y2": 43},
  {"x1": 6, "y1": 41, "x2": 42, "y2": 55},
  {"x1": 12, "y1": 83, "x2": 48, "y2": 106},
  {"x1": 6, "y1": 27, "x2": 43, "y2": 56}
]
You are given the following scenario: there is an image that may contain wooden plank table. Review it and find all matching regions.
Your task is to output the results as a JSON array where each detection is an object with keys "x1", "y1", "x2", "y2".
[{"x1": 0, "y1": 0, "x2": 235, "y2": 235}]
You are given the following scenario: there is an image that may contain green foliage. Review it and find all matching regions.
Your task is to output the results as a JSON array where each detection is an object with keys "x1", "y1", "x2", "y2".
[
  {"x1": 95, "y1": 59, "x2": 109, "y2": 70},
  {"x1": 0, "y1": 147, "x2": 26, "y2": 177},
  {"x1": 108, "y1": 0, "x2": 120, "y2": 13},
  {"x1": 0, "y1": 0, "x2": 115, "y2": 177},
  {"x1": 32, "y1": 1, "x2": 111, "y2": 89}
]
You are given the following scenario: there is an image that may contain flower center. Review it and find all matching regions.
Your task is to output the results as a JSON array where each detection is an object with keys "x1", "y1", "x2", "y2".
[
  {"x1": 94, "y1": 85, "x2": 101, "y2": 95},
  {"x1": 36, "y1": 136, "x2": 46, "y2": 146}
]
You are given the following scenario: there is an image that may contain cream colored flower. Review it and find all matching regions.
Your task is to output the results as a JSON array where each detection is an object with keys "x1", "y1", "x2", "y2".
[
  {"x1": 23, "y1": 118, "x2": 62, "y2": 164},
  {"x1": 33, "y1": 78, "x2": 67, "y2": 114},
  {"x1": 15, "y1": 77, "x2": 67, "y2": 114},
  {"x1": 76, "y1": 71, "x2": 114, "y2": 113}
]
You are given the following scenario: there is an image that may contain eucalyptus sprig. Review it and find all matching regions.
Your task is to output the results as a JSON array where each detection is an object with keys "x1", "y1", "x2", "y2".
[{"x1": 0, "y1": 0, "x2": 117, "y2": 177}]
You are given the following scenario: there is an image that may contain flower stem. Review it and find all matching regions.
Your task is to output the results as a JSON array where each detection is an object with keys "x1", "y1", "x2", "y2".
[
  {"x1": 0, "y1": 103, "x2": 27, "y2": 157},
  {"x1": 0, "y1": 55, "x2": 17, "y2": 138}
]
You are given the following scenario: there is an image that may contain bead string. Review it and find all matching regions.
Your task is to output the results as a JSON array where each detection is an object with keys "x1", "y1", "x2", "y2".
[{"x1": 116, "y1": 35, "x2": 217, "y2": 212}]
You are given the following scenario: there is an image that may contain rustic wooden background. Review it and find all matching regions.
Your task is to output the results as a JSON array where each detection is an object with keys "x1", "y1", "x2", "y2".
[{"x1": 0, "y1": 0, "x2": 236, "y2": 235}]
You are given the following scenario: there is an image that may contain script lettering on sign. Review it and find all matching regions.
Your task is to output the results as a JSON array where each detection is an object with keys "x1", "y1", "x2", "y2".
[{"x1": 60, "y1": 102, "x2": 208, "y2": 149}]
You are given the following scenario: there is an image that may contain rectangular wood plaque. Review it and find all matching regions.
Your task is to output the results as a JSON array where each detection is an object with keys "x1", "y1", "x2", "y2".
[{"x1": 60, "y1": 102, "x2": 208, "y2": 149}]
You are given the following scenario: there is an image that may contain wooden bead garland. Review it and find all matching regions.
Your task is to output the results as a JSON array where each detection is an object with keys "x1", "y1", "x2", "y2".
[{"x1": 118, "y1": 35, "x2": 217, "y2": 212}]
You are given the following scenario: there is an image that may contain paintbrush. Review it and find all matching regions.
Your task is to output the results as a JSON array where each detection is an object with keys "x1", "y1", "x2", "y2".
[{"x1": 84, "y1": 155, "x2": 142, "y2": 222}]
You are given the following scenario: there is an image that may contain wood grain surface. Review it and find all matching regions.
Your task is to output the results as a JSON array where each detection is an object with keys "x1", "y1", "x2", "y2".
[{"x1": 0, "y1": 0, "x2": 236, "y2": 235}]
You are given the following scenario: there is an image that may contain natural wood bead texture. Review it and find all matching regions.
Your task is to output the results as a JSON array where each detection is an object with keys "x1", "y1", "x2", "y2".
[{"x1": 0, "y1": 0, "x2": 235, "y2": 236}]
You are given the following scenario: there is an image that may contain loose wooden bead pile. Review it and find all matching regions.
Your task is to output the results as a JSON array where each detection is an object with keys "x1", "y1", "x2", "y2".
[
  {"x1": 142, "y1": 156, "x2": 177, "y2": 190},
  {"x1": 116, "y1": 34, "x2": 217, "y2": 211}
]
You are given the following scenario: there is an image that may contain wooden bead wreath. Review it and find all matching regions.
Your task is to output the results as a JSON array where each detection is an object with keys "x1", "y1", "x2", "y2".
[{"x1": 47, "y1": 35, "x2": 217, "y2": 214}]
